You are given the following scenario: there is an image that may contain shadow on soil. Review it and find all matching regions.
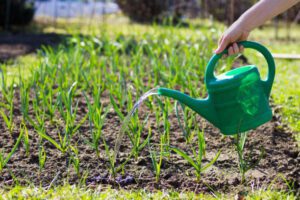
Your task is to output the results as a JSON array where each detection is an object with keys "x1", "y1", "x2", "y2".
[{"x1": 0, "y1": 32, "x2": 70, "y2": 62}]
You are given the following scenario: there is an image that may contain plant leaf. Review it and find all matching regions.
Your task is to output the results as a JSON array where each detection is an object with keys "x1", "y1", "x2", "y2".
[
  {"x1": 171, "y1": 147, "x2": 199, "y2": 171},
  {"x1": 110, "y1": 94, "x2": 124, "y2": 120},
  {"x1": 201, "y1": 150, "x2": 221, "y2": 172},
  {"x1": 3, "y1": 131, "x2": 24, "y2": 167}
]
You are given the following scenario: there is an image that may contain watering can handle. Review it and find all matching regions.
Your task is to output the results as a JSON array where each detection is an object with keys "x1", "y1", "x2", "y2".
[{"x1": 205, "y1": 41, "x2": 275, "y2": 97}]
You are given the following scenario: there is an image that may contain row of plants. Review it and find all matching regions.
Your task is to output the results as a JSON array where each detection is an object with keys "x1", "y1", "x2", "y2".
[{"x1": 0, "y1": 29, "x2": 261, "y2": 185}]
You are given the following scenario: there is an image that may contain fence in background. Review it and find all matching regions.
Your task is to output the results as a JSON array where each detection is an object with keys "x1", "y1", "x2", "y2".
[{"x1": 34, "y1": 0, "x2": 119, "y2": 18}]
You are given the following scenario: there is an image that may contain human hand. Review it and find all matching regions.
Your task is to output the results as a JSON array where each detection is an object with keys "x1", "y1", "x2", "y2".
[{"x1": 214, "y1": 21, "x2": 250, "y2": 56}]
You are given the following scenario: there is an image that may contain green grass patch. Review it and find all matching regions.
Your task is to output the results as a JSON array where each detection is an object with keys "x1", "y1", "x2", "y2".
[{"x1": 0, "y1": 185, "x2": 297, "y2": 200}]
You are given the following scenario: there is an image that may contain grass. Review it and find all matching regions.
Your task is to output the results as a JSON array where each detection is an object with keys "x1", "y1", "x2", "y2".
[
  {"x1": 0, "y1": 54, "x2": 38, "y2": 88},
  {"x1": 0, "y1": 185, "x2": 298, "y2": 200},
  {"x1": 0, "y1": 15, "x2": 299, "y2": 198}
]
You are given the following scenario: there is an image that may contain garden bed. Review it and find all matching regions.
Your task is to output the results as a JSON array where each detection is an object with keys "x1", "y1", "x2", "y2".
[{"x1": 0, "y1": 90, "x2": 299, "y2": 194}]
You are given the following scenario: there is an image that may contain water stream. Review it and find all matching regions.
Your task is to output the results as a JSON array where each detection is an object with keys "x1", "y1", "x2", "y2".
[{"x1": 113, "y1": 87, "x2": 159, "y2": 161}]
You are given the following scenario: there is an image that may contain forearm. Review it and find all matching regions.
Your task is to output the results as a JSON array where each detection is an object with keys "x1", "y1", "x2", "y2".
[{"x1": 236, "y1": 0, "x2": 300, "y2": 31}]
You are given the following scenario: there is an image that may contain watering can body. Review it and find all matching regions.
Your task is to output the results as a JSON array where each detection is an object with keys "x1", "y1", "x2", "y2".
[{"x1": 158, "y1": 41, "x2": 276, "y2": 135}]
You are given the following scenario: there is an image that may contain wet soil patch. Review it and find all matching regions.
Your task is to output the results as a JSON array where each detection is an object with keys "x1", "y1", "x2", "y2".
[{"x1": 0, "y1": 90, "x2": 299, "y2": 195}]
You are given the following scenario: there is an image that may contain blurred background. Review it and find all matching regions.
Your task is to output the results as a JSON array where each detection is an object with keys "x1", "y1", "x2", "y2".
[
  {"x1": 1, "y1": 0, "x2": 299, "y2": 60},
  {"x1": 1, "y1": 0, "x2": 299, "y2": 30}
]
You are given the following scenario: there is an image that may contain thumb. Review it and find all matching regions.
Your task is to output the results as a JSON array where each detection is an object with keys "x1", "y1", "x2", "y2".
[{"x1": 214, "y1": 36, "x2": 230, "y2": 54}]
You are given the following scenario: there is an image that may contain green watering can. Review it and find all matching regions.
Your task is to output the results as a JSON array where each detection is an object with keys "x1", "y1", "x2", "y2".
[{"x1": 158, "y1": 41, "x2": 276, "y2": 135}]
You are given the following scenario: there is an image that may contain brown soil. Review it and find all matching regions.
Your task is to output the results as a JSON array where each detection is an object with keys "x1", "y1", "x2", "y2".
[
  {"x1": 0, "y1": 33, "x2": 65, "y2": 62},
  {"x1": 0, "y1": 90, "x2": 299, "y2": 195}
]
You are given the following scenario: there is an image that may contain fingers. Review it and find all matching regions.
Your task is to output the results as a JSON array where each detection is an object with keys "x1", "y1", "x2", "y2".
[
  {"x1": 227, "y1": 43, "x2": 244, "y2": 56},
  {"x1": 233, "y1": 43, "x2": 239, "y2": 54},
  {"x1": 228, "y1": 46, "x2": 234, "y2": 55},
  {"x1": 221, "y1": 43, "x2": 244, "y2": 58},
  {"x1": 239, "y1": 45, "x2": 244, "y2": 53},
  {"x1": 215, "y1": 37, "x2": 244, "y2": 56},
  {"x1": 214, "y1": 35, "x2": 230, "y2": 54}
]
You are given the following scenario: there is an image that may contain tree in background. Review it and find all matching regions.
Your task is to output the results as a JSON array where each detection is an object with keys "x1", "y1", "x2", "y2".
[
  {"x1": 117, "y1": 0, "x2": 300, "y2": 26},
  {"x1": 0, "y1": 0, "x2": 35, "y2": 30},
  {"x1": 203, "y1": 0, "x2": 300, "y2": 24},
  {"x1": 204, "y1": 0, "x2": 256, "y2": 25},
  {"x1": 116, "y1": 0, "x2": 197, "y2": 24}
]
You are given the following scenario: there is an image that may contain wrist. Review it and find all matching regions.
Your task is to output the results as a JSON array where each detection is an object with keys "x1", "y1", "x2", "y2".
[{"x1": 235, "y1": 15, "x2": 252, "y2": 33}]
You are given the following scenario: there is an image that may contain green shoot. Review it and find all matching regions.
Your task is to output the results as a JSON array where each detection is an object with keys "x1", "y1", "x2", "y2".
[
  {"x1": 21, "y1": 122, "x2": 30, "y2": 157},
  {"x1": 175, "y1": 101, "x2": 196, "y2": 144},
  {"x1": 103, "y1": 137, "x2": 116, "y2": 178},
  {"x1": 38, "y1": 142, "x2": 47, "y2": 171},
  {"x1": 0, "y1": 83, "x2": 15, "y2": 133},
  {"x1": 234, "y1": 132, "x2": 265, "y2": 183},
  {"x1": 37, "y1": 129, "x2": 68, "y2": 154},
  {"x1": 149, "y1": 136, "x2": 164, "y2": 183},
  {"x1": 0, "y1": 131, "x2": 23, "y2": 172},
  {"x1": 111, "y1": 94, "x2": 152, "y2": 159},
  {"x1": 171, "y1": 129, "x2": 221, "y2": 182},
  {"x1": 69, "y1": 145, "x2": 80, "y2": 177},
  {"x1": 84, "y1": 91, "x2": 109, "y2": 157},
  {"x1": 19, "y1": 79, "x2": 30, "y2": 121}
]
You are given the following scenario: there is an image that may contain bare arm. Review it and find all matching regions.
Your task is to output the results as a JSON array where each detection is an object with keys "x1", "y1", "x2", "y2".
[{"x1": 215, "y1": 0, "x2": 300, "y2": 54}]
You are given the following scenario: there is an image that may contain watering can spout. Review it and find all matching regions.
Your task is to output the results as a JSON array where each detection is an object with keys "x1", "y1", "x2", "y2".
[{"x1": 157, "y1": 87, "x2": 217, "y2": 125}]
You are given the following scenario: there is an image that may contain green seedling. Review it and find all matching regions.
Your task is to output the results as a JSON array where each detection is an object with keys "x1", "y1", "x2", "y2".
[
  {"x1": 57, "y1": 82, "x2": 80, "y2": 136},
  {"x1": 175, "y1": 101, "x2": 197, "y2": 144},
  {"x1": 0, "y1": 131, "x2": 23, "y2": 172},
  {"x1": 38, "y1": 129, "x2": 69, "y2": 153},
  {"x1": 0, "y1": 73, "x2": 15, "y2": 134},
  {"x1": 32, "y1": 63, "x2": 57, "y2": 123},
  {"x1": 21, "y1": 122, "x2": 30, "y2": 157},
  {"x1": 130, "y1": 113, "x2": 151, "y2": 159},
  {"x1": 234, "y1": 132, "x2": 265, "y2": 183},
  {"x1": 0, "y1": 95, "x2": 14, "y2": 134},
  {"x1": 171, "y1": 129, "x2": 221, "y2": 182},
  {"x1": 38, "y1": 142, "x2": 47, "y2": 171},
  {"x1": 31, "y1": 89, "x2": 46, "y2": 131},
  {"x1": 153, "y1": 96, "x2": 171, "y2": 158},
  {"x1": 161, "y1": 100, "x2": 171, "y2": 157},
  {"x1": 103, "y1": 136, "x2": 116, "y2": 178},
  {"x1": 0, "y1": 65, "x2": 15, "y2": 103},
  {"x1": 111, "y1": 94, "x2": 152, "y2": 159},
  {"x1": 69, "y1": 145, "x2": 80, "y2": 177},
  {"x1": 84, "y1": 91, "x2": 109, "y2": 157},
  {"x1": 0, "y1": 65, "x2": 7, "y2": 91},
  {"x1": 40, "y1": 81, "x2": 57, "y2": 122},
  {"x1": 28, "y1": 102, "x2": 69, "y2": 154},
  {"x1": 149, "y1": 136, "x2": 164, "y2": 183},
  {"x1": 33, "y1": 82, "x2": 87, "y2": 156},
  {"x1": 19, "y1": 78, "x2": 30, "y2": 121}
]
